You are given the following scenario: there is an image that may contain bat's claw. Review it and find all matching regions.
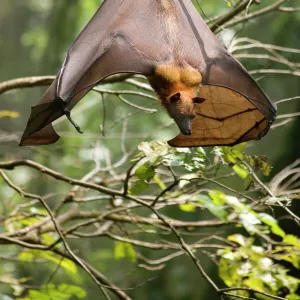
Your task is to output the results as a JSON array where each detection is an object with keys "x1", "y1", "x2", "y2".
[{"x1": 64, "y1": 110, "x2": 83, "y2": 134}]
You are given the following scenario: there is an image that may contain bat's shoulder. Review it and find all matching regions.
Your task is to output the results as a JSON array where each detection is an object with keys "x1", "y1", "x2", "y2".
[
  {"x1": 151, "y1": 63, "x2": 202, "y2": 86},
  {"x1": 147, "y1": 63, "x2": 202, "y2": 100}
]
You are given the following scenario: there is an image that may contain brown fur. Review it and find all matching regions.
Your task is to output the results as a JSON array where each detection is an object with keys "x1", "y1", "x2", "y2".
[{"x1": 148, "y1": 64, "x2": 202, "y2": 116}]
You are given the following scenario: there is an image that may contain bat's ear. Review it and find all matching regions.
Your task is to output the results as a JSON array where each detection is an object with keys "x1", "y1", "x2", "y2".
[{"x1": 170, "y1": 92, "x2": 181, "y2": 102}]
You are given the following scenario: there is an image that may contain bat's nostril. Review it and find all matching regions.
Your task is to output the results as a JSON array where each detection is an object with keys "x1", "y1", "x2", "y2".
[{"x1": 183, "y1": 129, "x2": 192, "y2": 135}]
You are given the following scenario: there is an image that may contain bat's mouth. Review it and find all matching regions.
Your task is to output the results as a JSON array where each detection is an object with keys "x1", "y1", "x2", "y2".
[{"x1": 181, "y1": 128, "x2": 192, "y2": 135}]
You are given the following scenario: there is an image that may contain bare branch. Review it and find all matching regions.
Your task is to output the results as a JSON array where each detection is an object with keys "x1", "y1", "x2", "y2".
[
  {"x1": 217, "y1": 0, "x2": 293, "y2": 32},
  {"x1": 219, "y1": 287, "x2": 286, "y2": 300},
  {"x1": 0, "y1": 74, "x2": 131, "y2": 96}
]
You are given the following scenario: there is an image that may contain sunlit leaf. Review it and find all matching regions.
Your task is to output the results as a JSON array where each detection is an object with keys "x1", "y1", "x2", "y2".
[
  {"x1": 225, "y1": 1, "x2": 232, "y2": 8},
  {"x1": 232, "y1": 164, "x2": 249, "y2": 180},
  {"x1": 258, "y1": 213, "x2": 286, "y2": 238},
  {"x1": 134, "y1": 162, "x2": 155, "y2": 182},
  {"x1": 18, "y1": 251, "x2": 34, "y2": 262},
  {"x1": 239, "y1": 212, "x2": 261, "y2": 234},
  {"x1": 18, "y1": 250, "x2": 79, "y2": 282},
  {"x1": 221, "y1": 143, "x2": 246, "y2": 165},
  {"x1": 284, "y1": 234, "x2": 300, "y2": 246},
  {"x1": 179, "y1": 203, "x2": 196, "y2": 212},
  {"x1": 153, "y1": 175, "x2": 166, "y2": 190},
  {"x1": 0, "y1": 110, "x2": 20, "y2": 119},
  {"x1": 219, "y1": 257, "x2": 241, "y2": 287},
  {"x1": 287, "y1": 294, "x2": 300, "y2": 300},
  {"x1": 196, "y1": 194, "x2": 228, "y2": 221},
  {"x1": 262, "y1": 161, "x2": 271, "y2": 176},
  {"x1": 277, "y1": 253, "x2": 300, "y2": 269},
  {"x1": 19, "y1": 283, "x2": 86, "y2": 300},
  {"x1": 59, "y1": 284, "x2": 86, "y2": 299},
  {"x1": 225, "y1": 195, "x2": 246, "y2": 212},
  {"x1": 137, "y1": 141, "x2": 168, "y2": 161},
  {"x1": 208, "y1": 190, "x2": 226, "y2": 205},
  {"x1": 227, "y1": 234, "x2": 247, "y2": 246},
  {"x1": 114, "y1": 242, "x2": 136, "y2": 263}
]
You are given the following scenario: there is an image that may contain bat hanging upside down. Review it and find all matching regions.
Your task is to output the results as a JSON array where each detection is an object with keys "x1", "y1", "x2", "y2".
[{"x1": 20, "y1": 0, "x2": 277, "y2": 147}]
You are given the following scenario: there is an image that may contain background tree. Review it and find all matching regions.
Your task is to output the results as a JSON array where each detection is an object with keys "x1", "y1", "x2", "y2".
[{"x1": 0, "y1": 0, "x2": 300, "y2": 299}]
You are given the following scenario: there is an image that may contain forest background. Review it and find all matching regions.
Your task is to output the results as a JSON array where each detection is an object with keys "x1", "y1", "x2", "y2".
[{"x1": 0, "y1": 0, "x2": 300, "y2": 299}]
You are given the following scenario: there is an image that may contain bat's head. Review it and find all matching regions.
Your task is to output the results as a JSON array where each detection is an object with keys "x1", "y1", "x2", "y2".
[{"x1": 163, "y1": 91, "x2": 205, "y2": 135}]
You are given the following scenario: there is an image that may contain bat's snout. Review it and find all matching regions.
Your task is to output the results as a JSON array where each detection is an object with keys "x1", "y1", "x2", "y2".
[
  {"x1": 174, "y1": 116, "x2": 193, "y2": 136},
  {"x1": 182, "y1": 128, "x2": 192, "y2": 135}
]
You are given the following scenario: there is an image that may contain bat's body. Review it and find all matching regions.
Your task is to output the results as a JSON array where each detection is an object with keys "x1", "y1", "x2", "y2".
[{"x1": 20, "y1": 0, "x2": 276, "y2": 147}]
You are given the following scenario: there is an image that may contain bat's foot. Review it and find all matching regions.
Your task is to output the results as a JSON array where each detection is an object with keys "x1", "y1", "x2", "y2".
[{"x1": 64, "y1": 110, "x2": 83, "y2": 134}]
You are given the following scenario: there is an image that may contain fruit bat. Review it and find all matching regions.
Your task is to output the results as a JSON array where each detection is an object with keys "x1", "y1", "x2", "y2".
[{"x1": 20, "y1": 0, "x2": 277, "y2": 147}]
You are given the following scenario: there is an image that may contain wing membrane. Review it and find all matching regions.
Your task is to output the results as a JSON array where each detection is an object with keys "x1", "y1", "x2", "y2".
[
  {"x1": 168, "y1": 86, "x2": 269, "y2": 147},
  {"x1": 20, "y1": 0, "x2": 169, "y2": 145}
]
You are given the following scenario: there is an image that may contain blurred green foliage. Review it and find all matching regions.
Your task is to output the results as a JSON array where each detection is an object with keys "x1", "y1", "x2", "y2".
[{"x1": 0, "y1": 0, "x2": 300, "y2": 299}]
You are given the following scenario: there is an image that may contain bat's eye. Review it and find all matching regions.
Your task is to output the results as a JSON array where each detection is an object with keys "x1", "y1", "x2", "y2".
[
  {"x1": 170, "y1": 92, "x2": 181, "y2": 103},
  {"x1": 193, "y1": 97, "x2": 206, "y2": 104}
]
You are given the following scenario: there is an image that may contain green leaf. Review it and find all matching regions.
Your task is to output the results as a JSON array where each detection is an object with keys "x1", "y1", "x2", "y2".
[
  {"x1": 41, "y1": 233, "x2": 56, "y2": 245},
  {"x1": 18, "y1": 251, "x2": 34, "y2": 262},
  {"x1": 239, "y1": 212, "x2": 261, "y2": 234},
  {"x1": 287, "y1": 294, "x2": 300, "y2": 300},
  {"x1": 129, "y1": 180, "x2": 149, "y2": 195},
  {"x1": 162, "y1": 147, "x2": 207, "y2": 171},
  {"x1": 134, "y1": 163, "x2": 155, "y2": 182},
  {"x1": 244, "y1": 174, "x2": 253, "y2": 189},
  {"x1": 270, "y1": 225, "x2": 286, "y2": 238},
  {"x1": 219, "y1": 233, "x2": 300, "y2": 297},
  {"x1": 227, "y1": 234, "x2": 247, "y2": 246},
  {"x1": 196, "y1": 194, "x2": 228, "y2": 221},
  {"x1": 277, "y1": 252, "x2": 300, "y2": 269},
  {"x1": 225, "y1": 195, "x2": 247, "y2": 213},
  {"x1": 20, "y1": 284, "x2": 87, "y2": 300},
  {"x1": 219, "y1": 257, "x2": 241, "y2": 287},
  {"x1": 244, "y1": 277, "x2": 265, "y2": 292},
  {"x1": 208, "y1": 190, "x2": 226, "y2": 205},
  {"x1": 226, "y1": 1, "x2": 232, "y2": 8},
  {"x1": 258, "y1": 213, "x2": 286, "y2": 238},
  {"x1": 221, "y1": 143, "x2": 246, "y2": 164},
  {"x1": 232, "y1": 164, "x2": 249, "y2": 180},
  {"x1": 40, "y1": 251, "x2": 77, "y2": 274},
  {"x1": 58, "y1": 284, "x2": 87, "y2": 299},
  {"x1": 136, "y1": 142, "x2": 207, "y2": 173},
  {"x1": 18, "y1": 250, "x2": 80, "y2": 283},
  {"x1": 262, "y1": 161, "x2": 271, "y2": 176},
  {"x1": 153, "y1": 175, "x2": 166, "y2": 190},
  {"x1": 114, "y1": 242, "x2": 136, "y2": 263},
  {"x1": 231, "y1": 143, "x2": 247, "y2": 157},
  {"x1": 114, "y1": 241, "x2": 126, "y2": 260},
  {"x1": 284, "y1": 234, "x2": 300, "y2": 246},
  {"x1": 25, "y1": 290, "x2": 51, "y2": 300},
  {"x1": 130, "y1": 162, "x2": 156, "y2": 194},
  {"x1": 137, "y1": 141, "x2": 169, "y2": 161},
  {"x1": 179, "y1": 203, "x2": 196, "y2": 212}
]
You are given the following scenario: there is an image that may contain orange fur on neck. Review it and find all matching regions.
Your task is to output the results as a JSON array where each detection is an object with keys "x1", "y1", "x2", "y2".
[{"x1": 148, "y1": 64, "x2": 202, "y2": 114}]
